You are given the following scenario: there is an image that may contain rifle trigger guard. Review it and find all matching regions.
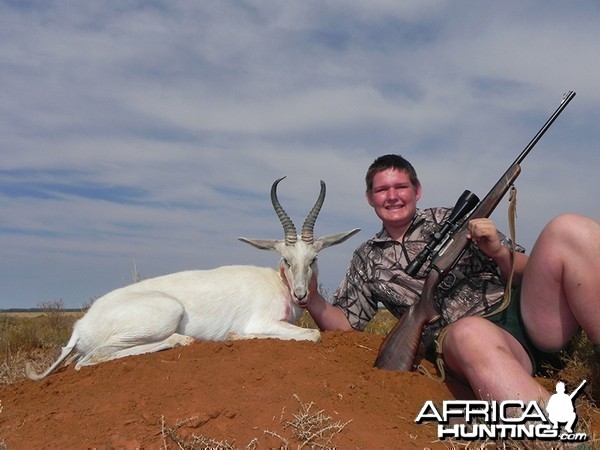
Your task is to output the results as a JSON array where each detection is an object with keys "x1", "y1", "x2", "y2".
[{"x1": 437, "y1": 271, "x2": 457, "y2": 291}]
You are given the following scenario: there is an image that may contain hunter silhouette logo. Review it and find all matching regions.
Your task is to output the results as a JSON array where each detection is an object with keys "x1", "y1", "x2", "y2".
[
  {"x1": 546, "y1": 380, "x2": 586, "y2": 433},
  {"x1": 415, "y1": 379, "x2": 588, "y2": 443}
]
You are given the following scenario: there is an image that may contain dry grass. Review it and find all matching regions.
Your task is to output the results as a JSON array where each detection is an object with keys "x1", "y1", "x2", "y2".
[
  {"x1": 161, "y1": 394, "x2": 352, "y2": 449},
  {"x1": 0, "y1": 303, "x2": 82, "y2": 385},
  {"x1": 275, "y1": 394, "x2": 352, "y2": 448}
]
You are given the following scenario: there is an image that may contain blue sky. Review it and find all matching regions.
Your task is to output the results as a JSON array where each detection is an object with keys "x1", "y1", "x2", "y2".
[{"x1": 1, "y1": 1, "x2": 599, "y2": 309}]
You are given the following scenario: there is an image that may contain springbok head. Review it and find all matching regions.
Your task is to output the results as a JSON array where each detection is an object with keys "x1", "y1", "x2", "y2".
[{"x1": 239, "y1": 177, "x2": 360, "y2": 307}]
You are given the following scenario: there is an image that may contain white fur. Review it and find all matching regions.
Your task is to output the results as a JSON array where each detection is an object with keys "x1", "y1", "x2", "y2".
[{"x1": 26, "y1": 233, "x2": 359, "y2": 380}]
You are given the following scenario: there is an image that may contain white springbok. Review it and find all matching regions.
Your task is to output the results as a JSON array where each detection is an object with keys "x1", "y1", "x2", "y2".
[{"x1": 26, "y1": 177, "x2": 360, "y2": 380}]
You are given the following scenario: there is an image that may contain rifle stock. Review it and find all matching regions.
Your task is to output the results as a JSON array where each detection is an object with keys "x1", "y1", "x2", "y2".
[
  {"x1": 375, "y1": 91, "x2": 576, "y2": 371},
  {"x1": 373, "y1": 269, "x2": 440, "y2": 370}
]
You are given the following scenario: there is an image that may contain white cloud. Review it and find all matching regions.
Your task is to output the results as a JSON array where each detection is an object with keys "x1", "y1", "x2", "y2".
[{"x1": 1, "y1": 1, "x2": 599, "y2": 308}]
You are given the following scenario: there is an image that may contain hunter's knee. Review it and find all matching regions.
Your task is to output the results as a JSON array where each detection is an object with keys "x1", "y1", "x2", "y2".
[
  {"x1": 545, "y1": 214, "x2": 599, "y2": 240},
  {"x1": 443, "y1": 316, "x2": 490, "y2": 360}
]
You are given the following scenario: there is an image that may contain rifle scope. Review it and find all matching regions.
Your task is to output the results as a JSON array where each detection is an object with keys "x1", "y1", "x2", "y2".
[{"x1": 405, "y1": 189, "x2": 480, "y2": 278}]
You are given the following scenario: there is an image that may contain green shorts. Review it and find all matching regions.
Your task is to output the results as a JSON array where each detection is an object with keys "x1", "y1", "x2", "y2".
[{"x1": 486, "y1": 287, "x2": 558, "y2": 374}]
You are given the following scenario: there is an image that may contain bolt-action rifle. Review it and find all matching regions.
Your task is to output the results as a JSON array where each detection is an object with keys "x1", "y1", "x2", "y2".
[{"x1": 374, "y1": 91, "x2": 576, "y2": 371}]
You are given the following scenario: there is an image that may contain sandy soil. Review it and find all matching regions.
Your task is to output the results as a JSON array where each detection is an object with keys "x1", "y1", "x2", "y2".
[{"x1": 0, "y1": 331, "x2": 598, "y2": 449}]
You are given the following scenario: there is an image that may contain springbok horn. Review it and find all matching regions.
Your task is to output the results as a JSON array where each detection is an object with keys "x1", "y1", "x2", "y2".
[
  {"x1": 301, "y1": 180, "x2": 326, "y2": 244},
  {"x1": 270, "y1": 177, "x2": 297, "y2": 245}
]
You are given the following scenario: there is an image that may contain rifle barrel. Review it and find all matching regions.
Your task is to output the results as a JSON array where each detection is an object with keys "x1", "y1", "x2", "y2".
[{"x1": 513, "y1": 91, "x2": 576, "y2": 167}]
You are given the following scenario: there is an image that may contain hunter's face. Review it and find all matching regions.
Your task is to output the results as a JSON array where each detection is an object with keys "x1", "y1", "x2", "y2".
[{"x1": 366, "y1": 168, "x2": 421, "y2": 233}]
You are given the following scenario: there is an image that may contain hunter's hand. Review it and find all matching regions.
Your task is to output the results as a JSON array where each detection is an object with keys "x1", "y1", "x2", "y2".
[{"x1": 467, "y1": 218, "x2": 506, "y2": 261}]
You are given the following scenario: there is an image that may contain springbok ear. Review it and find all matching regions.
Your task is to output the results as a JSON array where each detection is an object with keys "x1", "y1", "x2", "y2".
[
  {"x1": 314, "y1": 228, "x2": 361, "y2": 251},
  {"x1": 238, "y1": 237, "x2": 282, "y2": 252}
]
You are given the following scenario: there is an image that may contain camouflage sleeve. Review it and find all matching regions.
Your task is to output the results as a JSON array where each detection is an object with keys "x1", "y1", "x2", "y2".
[{"x1": 331, "y1": 244, "x2": 378, "y2": 331}]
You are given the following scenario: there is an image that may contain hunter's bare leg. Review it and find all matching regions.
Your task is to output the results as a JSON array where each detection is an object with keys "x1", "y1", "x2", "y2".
[
  {"x1": 443, "y1": 214, "x2": 600, "y2": 403},
  {"x1": 442, "y1": 317, "x2": 549, "y2": 402},
  {"x1": 521, "y1": 214, "x2": 600, "y2": 350}
]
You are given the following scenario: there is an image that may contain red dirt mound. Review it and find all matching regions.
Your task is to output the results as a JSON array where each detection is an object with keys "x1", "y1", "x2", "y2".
[{"x1": 0, "y1": 331, "x2": 598, "y2": 448}]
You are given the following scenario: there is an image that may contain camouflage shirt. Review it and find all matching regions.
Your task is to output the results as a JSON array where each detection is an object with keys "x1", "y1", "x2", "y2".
[{"x1": 332, "y1": 207, "x2": 524, "y2": 347}]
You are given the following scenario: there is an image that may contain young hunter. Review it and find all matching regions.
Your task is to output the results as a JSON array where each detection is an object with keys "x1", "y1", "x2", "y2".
[{"x1": 307, "y1": 154, "x2": 600, "y2": 405}]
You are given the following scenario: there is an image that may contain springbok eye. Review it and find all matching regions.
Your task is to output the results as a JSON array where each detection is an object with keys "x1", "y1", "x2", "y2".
[
  {"x1": 283, "y1": 258, "x2": 291, "y2": 267},
  {"x1": 310, "y1": 257, "x2": 318, "y2": 266}
]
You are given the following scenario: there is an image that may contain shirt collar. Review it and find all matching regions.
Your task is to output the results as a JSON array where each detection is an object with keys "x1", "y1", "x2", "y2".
[{"x1": 370, "y1": 209, "x2": 427, "y2": 244}]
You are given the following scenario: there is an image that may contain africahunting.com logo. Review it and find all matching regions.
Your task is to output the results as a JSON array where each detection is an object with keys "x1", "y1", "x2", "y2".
[{"x1": 416, "y1": 380, "x2": 588, "y2": 443}]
